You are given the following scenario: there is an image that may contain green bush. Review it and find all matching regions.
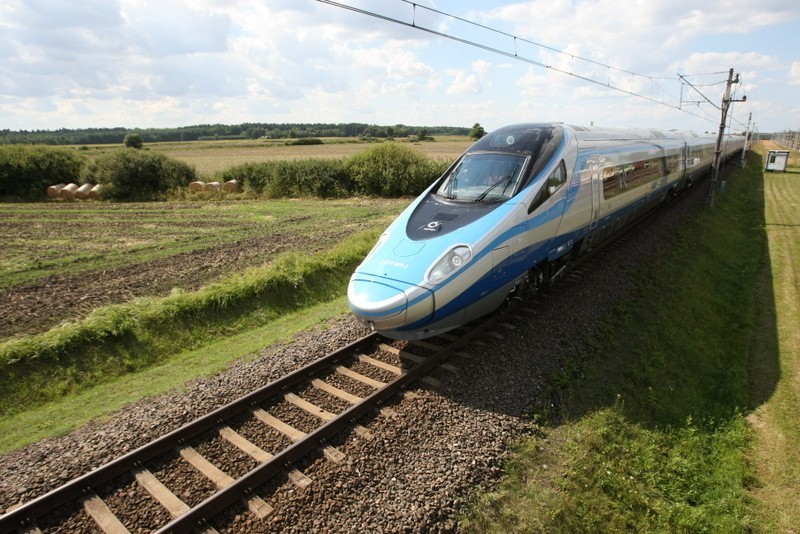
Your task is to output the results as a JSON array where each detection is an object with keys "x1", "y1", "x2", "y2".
[
  {"x1": 123, "y1": 133, "x2": 144, "y2": 149},
  {"x1": 268, "y1": 159, "x2": 351, "y2": 198},
  {"x1": 344, "y1": 142, "x2": 447, "y2": 196},
  {"x1": 218, "y1": 161, "x2": 274, "y2": 194},
  {"x1": 0, "y1": 145, "x2": 85, "y2": 199},
  {"x1": 84, "y1": 149, "x2": 197, "y2": 201},
  {"x1": 262, "y1": 161, "x2": 302, "y2": 197},
  {"x1": 216, "y1": 143, "x2": 448, "y2": 198},
  {"x1": 286, "y1": 138, "x2": 323, "y2": 146},
  {"x1": 218, "y1": 159, "x2": 351, "y2": 198}
]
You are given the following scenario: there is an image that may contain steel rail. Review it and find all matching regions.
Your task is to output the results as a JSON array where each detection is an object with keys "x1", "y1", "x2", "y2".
[
  {"x1": 154, "y1": 317, "x2": 495, "y2": 533},
  {"x1": 0, "y1": 333, "x2": 380, "y2": 534}
]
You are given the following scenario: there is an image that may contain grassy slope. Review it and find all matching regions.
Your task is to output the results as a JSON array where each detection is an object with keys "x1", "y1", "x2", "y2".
[
  {"x1": 463, "y1": 144, "x2": 796, "y2": 531},
  {"x1": 0, "y1": 298, "x2": 350, "y2": 453}
]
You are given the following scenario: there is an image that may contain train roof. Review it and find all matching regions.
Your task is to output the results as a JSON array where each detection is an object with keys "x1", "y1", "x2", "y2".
[
  {"x1": 565, "y1": 124, "x2": 711, "y2": 143},
  {"x1": 477, "y1": 122, "x2": 712, "y2": 146}
]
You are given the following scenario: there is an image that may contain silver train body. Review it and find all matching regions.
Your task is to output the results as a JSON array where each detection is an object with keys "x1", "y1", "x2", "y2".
[{"x1": 348, "y1": 123, "x2": 745, "y2": 339}]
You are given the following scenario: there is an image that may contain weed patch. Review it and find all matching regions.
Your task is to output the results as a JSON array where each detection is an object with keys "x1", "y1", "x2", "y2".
[{"x1": 464, "y1": 406, "x2": 751, "y2": 533}]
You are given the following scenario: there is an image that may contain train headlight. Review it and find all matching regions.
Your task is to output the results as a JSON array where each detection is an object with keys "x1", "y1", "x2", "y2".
[{"x1": 427, "y1": 245, "x2": 472, "y2": 284}]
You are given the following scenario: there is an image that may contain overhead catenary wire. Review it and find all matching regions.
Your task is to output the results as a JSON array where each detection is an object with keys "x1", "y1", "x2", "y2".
[
  {"x1": 316, "y1": 0, "x2": 742, "y2": 127},
  {"x1": 680, "y1": 71, "x2": 750, "y2": 131},
  {"x1": 398, "y1": 0, "x2": 675, "y2": 81},
  {"x1": 678, "y1": 73, "x2": 722, "y2": 110}
]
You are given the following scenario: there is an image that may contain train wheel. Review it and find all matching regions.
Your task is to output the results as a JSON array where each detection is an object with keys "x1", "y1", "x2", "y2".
[
  {"x1": 530, "y1": 264, "x2": 550, "y2": 293},
  {"x1": 508, "y1": 263, "x2": 552, "y2": 304}
]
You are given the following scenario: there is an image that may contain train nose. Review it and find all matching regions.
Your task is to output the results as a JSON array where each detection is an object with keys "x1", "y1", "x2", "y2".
[{"x1": 347, "y1": 273, "x2": 434, "y2": 330}]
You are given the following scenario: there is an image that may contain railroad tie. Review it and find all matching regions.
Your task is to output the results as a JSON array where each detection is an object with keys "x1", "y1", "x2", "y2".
[
  {"x1": 217, "y1": 426, "x2": 312, "y2": 489},
  {"x1": 252, "y1": 408, "x2": 345, "y2": 463},
  {"x1": 82, "y1": 494, "x2": 130, "y2": 534},
  {"x1": 178, "y1": 446, "x2": 273, "y2": 519}
]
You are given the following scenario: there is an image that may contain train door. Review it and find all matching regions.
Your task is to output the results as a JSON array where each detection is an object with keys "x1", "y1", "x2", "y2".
[
  {"x1": 679, "y1": 143, "x2": 688, "y2": 186},
  {"x1": 584, "y1": 156, "x2": 604, "y2": 231},
  {"x1": 577, "y1": 155, "x2": 605, "y2": 252}
]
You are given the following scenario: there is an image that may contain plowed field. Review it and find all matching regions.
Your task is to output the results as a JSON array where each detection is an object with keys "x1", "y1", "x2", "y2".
[{"x1": 0, "y1": 198, "x2": 408, "y2": 338}]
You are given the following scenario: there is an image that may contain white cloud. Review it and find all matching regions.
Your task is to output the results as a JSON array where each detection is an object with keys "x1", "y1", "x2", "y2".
[
  {"x1": 446, "y1": 60, "x2": 492, "y2": 95},
  {"x1": 123, "y1": 1, "x2": 231, "y2": 57},
  {"x1": 446, "y1": 70, "x2": 480, "y2": 95},
  {"x1": 486, "y1": 0, "x2": 798, "y2": 75},
  {"x1": 387, "y1": 51, "x2": 436, "y2": 79},
  {"x1": 674, "y1": 51, "x2": 779, "y2": 75},
  {"x1": 789, "y1": 62, "x2": 800, "y2": 86}
]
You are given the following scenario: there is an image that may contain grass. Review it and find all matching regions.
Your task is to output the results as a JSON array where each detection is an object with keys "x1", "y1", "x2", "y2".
[
  {"x1": 462, "y1": 143, "x2": 794, "y2": 531},
  {"x1": 467, "y1": 407, "x2": 751, "y2": 533},
  {"x1": 0, "y1": 297, "x2": 350, "y2": 453},
  {"x1": 746, "y1": 141, "x2": 800, "y2": 531}
]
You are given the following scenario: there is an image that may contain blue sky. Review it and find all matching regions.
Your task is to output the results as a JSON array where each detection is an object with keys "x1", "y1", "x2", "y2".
[{"x1": 1, "y1": 0, "x2": 798, "y2": 135}]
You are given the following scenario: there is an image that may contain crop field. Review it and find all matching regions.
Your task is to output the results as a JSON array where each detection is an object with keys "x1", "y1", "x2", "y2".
[
  {"x1": 0, "y1": 136, "x2": 474, "y2": 443},
  {"x1": 1, "y1": 137, "x2": 472, "y2": 339},
  {"x1": 0, "y1": 197, "x2": 409, "y2": 339},
  {"x1": 81, "y1": 136, "x2": 473, "y2": 178}
]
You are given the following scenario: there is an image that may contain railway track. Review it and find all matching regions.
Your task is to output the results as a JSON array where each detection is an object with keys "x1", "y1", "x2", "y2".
[{"x1": 0, "y1": 314, "x2": 499, "y2": 534}]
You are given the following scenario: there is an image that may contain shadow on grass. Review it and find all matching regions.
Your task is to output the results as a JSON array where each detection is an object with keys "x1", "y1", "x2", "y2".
[{"x1": 558, "y1": 152, "x2": 778, "y2": 429}]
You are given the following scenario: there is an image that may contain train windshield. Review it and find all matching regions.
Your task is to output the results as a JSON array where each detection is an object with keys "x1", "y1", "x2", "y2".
[{"x1": 435, "y1": 153, "x2": 527, "y2": 202}]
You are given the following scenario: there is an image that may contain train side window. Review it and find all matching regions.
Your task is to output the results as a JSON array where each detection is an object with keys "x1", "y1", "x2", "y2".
[
  {"x1": 547, "y1": 160, "x2": 567, "y2": 194},
  {"x1": 664, "y1": 154, "x2": 680, "y2": 174},
  {"x1": 529, "y1": 160, "x2": 566, "y2": 213},
  {"x1": 603, "y1": 157, "x2": 665, "y2": 200},
  {"x1": 602, "y1": 165, "x2": 627, "y2": 199}
]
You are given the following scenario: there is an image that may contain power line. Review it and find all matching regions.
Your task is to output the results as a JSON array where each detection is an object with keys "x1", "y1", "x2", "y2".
[
  {"x1": 316, "y1": 0, "x2": 742, "y2": 127},
  {"x1": 680, "y1": 70, "x2": 731, "y2": 77},
  {"x1": 678, "y1": 73, "x2": 721, "y2": 110},
  {"x1": 678, "y1": 72, "x2": 750, "y2": 130},
  {"x1": 398, "y1": 0, "x2": 675, "y2": 81}
]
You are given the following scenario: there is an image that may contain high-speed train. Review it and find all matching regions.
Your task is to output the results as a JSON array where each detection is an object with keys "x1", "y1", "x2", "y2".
[{"x1": 348, "y1": 123, "x2": 745, "y2": 339}]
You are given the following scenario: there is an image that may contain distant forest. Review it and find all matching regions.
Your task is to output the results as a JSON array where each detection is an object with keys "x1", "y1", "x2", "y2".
[{"x1": 0, "y1": 123, "x2": 472, "y2": 146}]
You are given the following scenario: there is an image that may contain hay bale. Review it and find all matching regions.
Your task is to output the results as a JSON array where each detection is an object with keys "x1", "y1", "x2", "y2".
[
  {"x1": 74, "y1": 183, "x2": 94, "y2": 199},
  {"x1": 223, "y1": 179, "x2": 241, "y2": 193},
  {"x1": 88, "y1": 184, "x2": 102, "y2": 200},
  {"x1": 47, "y1": 183, "x2": 66, "y2": 198},
  {"x1": 188, "y1": 181, "x2": 205, "y2": 192},
  {"x1": 59, "y1": 183, "x2": 79, "y2": 200},
  {"x1": 203, "y1": 181, "x2": 221, "y2": 191}
]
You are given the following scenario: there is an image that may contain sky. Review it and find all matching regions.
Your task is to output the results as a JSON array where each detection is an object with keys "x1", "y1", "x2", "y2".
[{"x1": 1, "y1": 0, "x2": 798, "y2": 135}]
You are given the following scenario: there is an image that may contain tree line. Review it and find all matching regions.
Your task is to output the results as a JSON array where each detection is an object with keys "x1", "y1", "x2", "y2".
[{"x1": 0, "y1": 123, "x2": 472, "y2": 146}]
